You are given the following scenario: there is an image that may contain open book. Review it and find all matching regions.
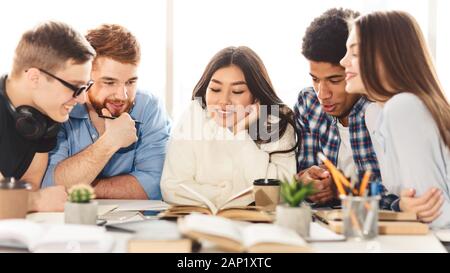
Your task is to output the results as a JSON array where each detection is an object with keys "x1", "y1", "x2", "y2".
[
  {"x1": 179, "y1": 214, "x2": 311, "y2": 253},
  {"x1": 161, "y1": 184, "x2": 273, "y2": 222},
  {"x1": 0, "y1": 219, "x2": 114, "y2": 252}
]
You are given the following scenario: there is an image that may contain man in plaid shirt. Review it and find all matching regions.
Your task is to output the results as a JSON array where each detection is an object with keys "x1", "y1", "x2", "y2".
[{"x1": 294, "y1": 8, "x2": 384, "y2": 206}]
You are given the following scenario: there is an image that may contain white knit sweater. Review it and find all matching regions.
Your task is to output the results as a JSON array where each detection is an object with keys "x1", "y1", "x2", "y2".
[{"x1": 161, "y1": 101, "x2": 297, "y2": 209}]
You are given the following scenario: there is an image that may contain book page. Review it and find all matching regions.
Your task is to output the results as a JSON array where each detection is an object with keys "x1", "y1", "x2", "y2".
[
  {"x1": 181, "y1": 214, "x2": 245, "y2": 243},
  {"x1": 240, "y1": 224, "x2": 307, "y2": 249},
  {"x1": 308, "y1": 222, "x2": 345, "y2": 241},
  {"x1": 32, "y1": 224, "x2": 114, "y2": 253},
  {"x1": 219, "y1": 186, "x2": 253, "y2": 210},
  {"x1": 180, "y1": 184, "x2": 218, "y2": 214},
  {"x1": 0, "y1": 219, "x2": 43, "y2": 249},
  {"x1": 435, "y1": 229, "x2": 450, "y2": 242}
]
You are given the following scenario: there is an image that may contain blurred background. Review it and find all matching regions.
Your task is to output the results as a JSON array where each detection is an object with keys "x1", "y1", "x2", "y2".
[{"x1": 1, "y1": 0, "x2": 448, "y2": 121}]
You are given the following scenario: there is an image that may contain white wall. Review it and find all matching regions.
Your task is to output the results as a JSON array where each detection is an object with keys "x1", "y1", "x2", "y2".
[
  {"x1": 0, "y1": 0, "x2": 448, "y2": 122},
  {"x1": 0, "y1": 0, "x2": 167, "y2": 101}
]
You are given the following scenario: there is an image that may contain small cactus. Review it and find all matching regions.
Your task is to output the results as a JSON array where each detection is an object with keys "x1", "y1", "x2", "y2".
[
  {"x1": 68, "y1": 184, "x2": 96, "y2": 203},
  {"x1": 280, "y1": 176, "x2": 316, "y2": 207}
]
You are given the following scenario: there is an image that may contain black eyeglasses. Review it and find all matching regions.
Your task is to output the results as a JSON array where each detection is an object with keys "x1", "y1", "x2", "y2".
[{"x1": 37, "y1": 68, "x2": 94, "y2": 98}]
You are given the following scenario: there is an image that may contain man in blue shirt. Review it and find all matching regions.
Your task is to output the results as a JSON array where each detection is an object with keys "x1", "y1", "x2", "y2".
[{"x1": 42, "y1": 24, "x2": 171, "y2": 200}]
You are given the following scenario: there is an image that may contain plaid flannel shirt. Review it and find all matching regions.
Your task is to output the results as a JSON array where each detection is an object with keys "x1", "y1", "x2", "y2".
[
  {"x1": 293, "y1": 87, "x2": 401, "y2": 211},
  {"x1": 294, "y1": 87, "x2": 382, "y2": 183}
]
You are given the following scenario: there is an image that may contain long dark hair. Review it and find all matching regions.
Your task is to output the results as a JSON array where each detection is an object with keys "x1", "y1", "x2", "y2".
[
  {"x1": 355, "y1": 11, "x2": 450, "y2": 147},
  {"x1": 192, "y1": 46, "x2": 299, "y2": 155}
]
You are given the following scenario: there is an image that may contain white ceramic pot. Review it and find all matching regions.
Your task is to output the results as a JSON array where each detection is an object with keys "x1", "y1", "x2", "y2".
[
  {"x1": 64, "y1": 201, "x2": 98, "y2": 225},
  {"x1": 275, "y1": 203, "x2": 312, "y2": 238}
]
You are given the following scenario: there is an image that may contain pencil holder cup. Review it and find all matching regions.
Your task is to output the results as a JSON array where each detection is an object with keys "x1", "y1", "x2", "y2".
[{"x1": 340, "y1": 195, "x2": 380, "y2": 240}]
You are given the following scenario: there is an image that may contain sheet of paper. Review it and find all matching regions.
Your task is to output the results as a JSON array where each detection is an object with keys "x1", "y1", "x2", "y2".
[
  {"x1": 97, "y1": 205, "x2": 118, "y2": 216},
  {"x1": 242, "y1": 223, "x2": 307, "y2": 248},
  {"x1": 307, "y1": 222, "x2": 345, "y2": 242},
  {"x1": 96, "y1": 200, "x2": 169, "y2": 212},
  {"x1": 98, "y1": 211, "x2": 143, "y2": 224},
  {"x1": 181, "y1": 214, "x2": 243, "y2": 243},
  {"x1": 32, "y1": 224, "x2": 114, "y2": 253},
  {"x1": 0, "y1": 219, "x2": 43, "y2": 248},
  {"x1": 434, "y1": 229, "x2": 450, "y2": 242}
]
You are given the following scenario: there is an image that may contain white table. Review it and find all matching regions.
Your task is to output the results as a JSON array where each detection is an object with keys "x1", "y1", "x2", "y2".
[
  {"x1": 9, "y1": 200, "x2": 448, "y2": 253},
  {"x1": 309, "y1": 234, "x2": 446, "y2": 253}
]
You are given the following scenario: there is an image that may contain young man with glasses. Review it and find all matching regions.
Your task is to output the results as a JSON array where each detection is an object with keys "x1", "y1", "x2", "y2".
[
  {"x1": 0, "y1": 21, "x2": 96, "y2": 212},
  {"x1": 42, "y1": 24, "x2": 171, "y2": 200}
]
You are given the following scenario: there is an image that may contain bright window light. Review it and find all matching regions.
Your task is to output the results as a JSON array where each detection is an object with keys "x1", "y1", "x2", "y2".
[
  {"x1": 1, "y1": 0, "x2": 448, "y2": 121},
  {"x1": 0, "y1": 0, "x2": 167, "y2": 102}
]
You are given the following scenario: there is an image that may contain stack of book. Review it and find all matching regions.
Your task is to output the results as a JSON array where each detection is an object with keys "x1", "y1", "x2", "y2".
[
  {"x1": 314, "y1": 209, "x2": 429, "y2": 235},
  {"x1": 121, "y1": 220, "x2": 194, "y2": 253}
]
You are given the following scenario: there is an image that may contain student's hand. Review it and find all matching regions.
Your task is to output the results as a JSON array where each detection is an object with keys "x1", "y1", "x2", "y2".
[
  {"x1": 296, "y1": 165, "x2": 337, "y2": 204},
  {"x1": 102, "y1": 108, "x2": 138, "y2": 149},
  {"x1": 0, "y1": 172, "x2": 4, "y2": 181},
  {"x1": 399, "y1": 187, "x2": 444, "y2": 223},
  {"x1": 28, "y1": 186, "x2": 68, "y2": 212},
  {"x1": 233, "y1": 102, "x2": 260, "y2": 135}
]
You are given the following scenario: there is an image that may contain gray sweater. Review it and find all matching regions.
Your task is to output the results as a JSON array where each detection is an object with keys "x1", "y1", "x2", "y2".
[{"x1": 374, "y1": 93, "x2": 450, "y2": 229}]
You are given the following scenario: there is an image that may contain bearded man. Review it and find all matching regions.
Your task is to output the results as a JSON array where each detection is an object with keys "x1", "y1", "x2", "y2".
[{"x1": 42, "y1": 24, "x2": 171, "y2": 200}]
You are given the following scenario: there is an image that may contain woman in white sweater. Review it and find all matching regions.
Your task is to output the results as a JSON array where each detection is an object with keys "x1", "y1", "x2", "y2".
[
  {"x1": 161, "y1": 46, "x2": 297, "y2": 209},
  {"x1": 341, "y1": 11, "x2": 450, "y2": 228}
]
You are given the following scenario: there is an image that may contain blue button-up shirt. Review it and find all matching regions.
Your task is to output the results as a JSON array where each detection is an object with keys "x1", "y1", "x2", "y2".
[{"x1": 42, "y1": 91, "x2": 171, "y2": 199}]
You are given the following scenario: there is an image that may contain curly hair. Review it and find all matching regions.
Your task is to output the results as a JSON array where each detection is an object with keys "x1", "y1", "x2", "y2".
[{"x1": 302, "y1": 8, "x2": 360, "y2": 64}]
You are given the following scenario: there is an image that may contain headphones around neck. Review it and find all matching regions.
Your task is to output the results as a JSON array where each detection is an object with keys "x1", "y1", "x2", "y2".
[{"x1": 1, "y1": 74, "x2": 61, "y2": 141}]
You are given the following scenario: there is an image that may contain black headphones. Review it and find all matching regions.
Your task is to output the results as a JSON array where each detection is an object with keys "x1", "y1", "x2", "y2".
[{"x1": 1, "y1": 74, "x2": 60, "y2": 141}]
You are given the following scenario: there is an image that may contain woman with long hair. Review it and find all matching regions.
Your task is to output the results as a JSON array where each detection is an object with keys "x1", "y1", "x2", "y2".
[
  {"x1": 341, "y1": 11, "x2": 450, "y2": 228},
  {"x1": 161, "y1": 46, "x2": 297, "y2": 208}
]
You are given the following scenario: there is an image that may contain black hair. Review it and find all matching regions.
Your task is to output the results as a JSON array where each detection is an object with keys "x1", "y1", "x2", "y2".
[
  {"x1": 302, "y1": 8, "x2": 360, "y2": 64},
  {"x1": 192, "y1": 46, "x2": 299, "y2": 155}
]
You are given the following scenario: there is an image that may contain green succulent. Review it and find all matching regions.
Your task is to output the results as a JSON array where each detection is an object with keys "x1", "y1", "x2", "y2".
[
  {"x1": 68, "y1": 184, "x2": 96, "y2": 203},
  {"x1": 280, "y1": 176, "x2": 316, "y2": 207}
]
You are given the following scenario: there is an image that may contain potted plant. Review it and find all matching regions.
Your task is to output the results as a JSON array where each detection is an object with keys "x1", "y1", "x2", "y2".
[
  {"x1": 275, "y1": 177, "x2": 316, "y2": 238},
  {"x1": 64, "y1": 184, "x2": 97, "y2": 225}
]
